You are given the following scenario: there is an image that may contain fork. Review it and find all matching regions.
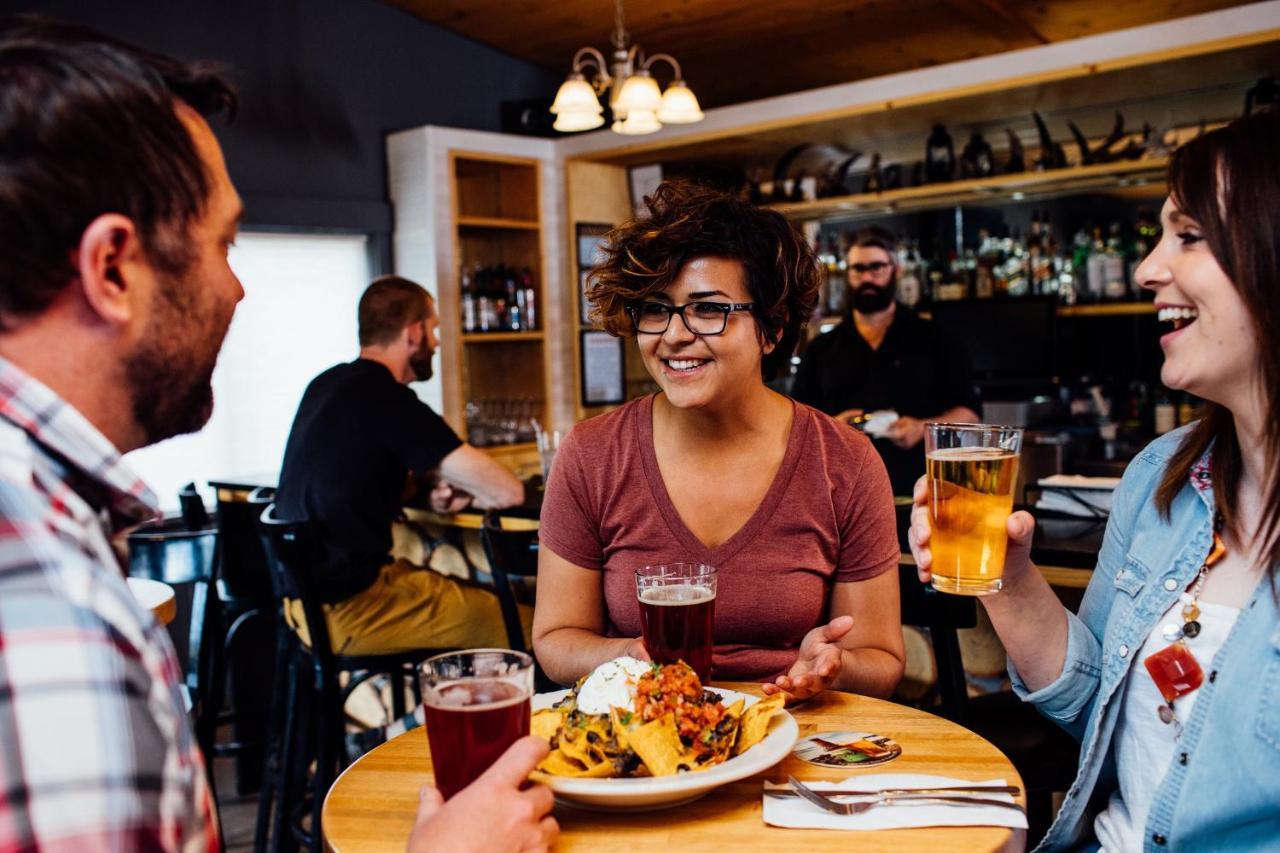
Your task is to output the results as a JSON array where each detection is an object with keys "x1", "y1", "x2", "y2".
[{"x1": 785, "y1": 776, "x2": 1025, "y2": 816}]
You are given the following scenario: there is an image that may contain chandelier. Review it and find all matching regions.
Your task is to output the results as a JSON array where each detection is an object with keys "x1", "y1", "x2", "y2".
[{"x1": 549, "y1": 0, "x2": 704, "y2": 135}]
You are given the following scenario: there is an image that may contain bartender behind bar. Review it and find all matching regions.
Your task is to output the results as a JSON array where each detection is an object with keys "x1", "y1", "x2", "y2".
[{"x1": 792, "y1": 226, "x2": 980, "y2": 495}]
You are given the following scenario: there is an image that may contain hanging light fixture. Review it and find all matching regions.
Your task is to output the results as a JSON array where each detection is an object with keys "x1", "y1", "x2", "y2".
[{"x1": 550, "y1": 0, "x2": 704, "y2": 136}]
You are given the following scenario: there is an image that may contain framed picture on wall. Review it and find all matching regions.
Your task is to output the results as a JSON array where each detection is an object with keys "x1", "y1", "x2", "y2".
[
  {"x1": 576, "y1": 223, "x2": 611, "y2": 327},
  {"x1": 628, "y1": 163, "x2": 664, "y2": 216},
  {"x1": 580, "y1": 330, "x2": 626, "y2": 406}
]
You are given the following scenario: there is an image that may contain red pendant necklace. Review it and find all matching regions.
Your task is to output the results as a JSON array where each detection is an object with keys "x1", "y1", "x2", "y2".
[{"x1": 1142, "y1": 518, "x2": 1227, "y2": 736}]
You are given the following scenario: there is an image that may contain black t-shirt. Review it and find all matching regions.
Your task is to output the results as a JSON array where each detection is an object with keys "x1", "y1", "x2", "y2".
[
  {"x1": 791, "y1": 308, "x2": 979, "y2": 496},
  {"x1": 276, "y1": 359, "x2": 463, "y2": 603}
]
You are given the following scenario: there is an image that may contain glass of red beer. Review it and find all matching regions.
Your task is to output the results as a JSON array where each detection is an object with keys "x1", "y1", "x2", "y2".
[
  {"x1": 635, "y1": 562, "x2": 717, "y2": 682},
  {"x1": 419, "y1": 649, "x2": 534, "y2": 800}
]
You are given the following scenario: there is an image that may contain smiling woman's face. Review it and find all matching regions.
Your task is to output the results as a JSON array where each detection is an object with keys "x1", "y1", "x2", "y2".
[
  {"x1": 636, "y1": 256, "x2": 772, "y2": 412},
  {"x1": 1136, "y1": 196, "x2": 1258, "y2": 407}
]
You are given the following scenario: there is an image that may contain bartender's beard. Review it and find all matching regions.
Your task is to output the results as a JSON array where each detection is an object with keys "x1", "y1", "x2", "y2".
[{"x1": 852, "y1": 274, "x2": 897, "y2": 315}]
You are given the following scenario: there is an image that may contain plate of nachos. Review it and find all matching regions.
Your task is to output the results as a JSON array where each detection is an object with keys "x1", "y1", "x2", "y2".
[{"x1": 529, "y1": 657, "x2": 797, "y2": 810}]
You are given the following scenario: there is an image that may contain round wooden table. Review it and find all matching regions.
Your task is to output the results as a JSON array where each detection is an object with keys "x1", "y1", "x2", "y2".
[{"x1": 324, "y1": 685, "x2": 1025, "y2": 852}]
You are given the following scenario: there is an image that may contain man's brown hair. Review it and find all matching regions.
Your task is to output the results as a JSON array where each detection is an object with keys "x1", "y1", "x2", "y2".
[{"x1": 358, "y1": 276, "x2": 430, "y2": 347}]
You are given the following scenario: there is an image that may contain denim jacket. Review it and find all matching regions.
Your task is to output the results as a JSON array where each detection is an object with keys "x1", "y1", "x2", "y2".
[{"x1": 1011, "y1": 426, "x2": 1280, "y2": 852}]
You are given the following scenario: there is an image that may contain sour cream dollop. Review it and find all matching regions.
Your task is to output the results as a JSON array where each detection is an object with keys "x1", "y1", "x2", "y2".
[{"x1": 574, "y1": 656, "x2": 652, "y2": 715}]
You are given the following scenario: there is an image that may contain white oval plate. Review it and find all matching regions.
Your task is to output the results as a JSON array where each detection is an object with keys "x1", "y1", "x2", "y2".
[{"x1": 530, "y1": 687, "x2": 798, "y2": 811}]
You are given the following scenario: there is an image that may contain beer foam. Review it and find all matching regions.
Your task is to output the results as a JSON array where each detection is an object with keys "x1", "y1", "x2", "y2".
[
  {"x1": 927, "y1": 446, "x2": 1017, "y2": 460},
  {"x1": 639, "y1": 583, "x2": 716, "y2": 605},
  {"x1": 427, "y1": 679, "x2": 527, "y2": 711}
]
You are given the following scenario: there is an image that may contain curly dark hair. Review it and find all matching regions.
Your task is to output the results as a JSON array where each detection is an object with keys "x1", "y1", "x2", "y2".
[{"x1": 587, "y1": 179, "x2": 820, "y2": 379}]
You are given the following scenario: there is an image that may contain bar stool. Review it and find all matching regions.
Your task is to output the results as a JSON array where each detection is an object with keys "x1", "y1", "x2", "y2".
[
  {"x1": 192, "y1": 487, "x2": 277, "y2": 800},
  {"x1": 256, "y1": 504, "x2": 444, "y2": 853}
]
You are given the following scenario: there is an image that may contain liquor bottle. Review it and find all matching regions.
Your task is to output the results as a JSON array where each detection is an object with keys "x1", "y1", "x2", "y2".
[
  {"x1": 924, "y1": 124, "x2": 955, "y2": 183},
  {"x1": 476, "y1": 265, "x2": 493, "y2": 332},
  {"x1": 826, "y1": 234, "x2": 846, "y2": 314},
  {"x1": 505, "y1": 266, "x2": 522, "y2": 331},
  {"x1": 1086, "y1": 226, "x2": 1108, "y2": 302},
  {"x1": 896, "y1": 241, "x2": 921, "y2": 307},
  {"x1": 1103, "y1": 223, "x2": 1128, "y2": 300},
  {"x1": 1154, "y1": 392, "x2": 1176, "y2": 435},
  {"x1": 520, "y1": 267, "x2": 537, "y2": 330},
  {"x1": 1005, "y1": 230, "x2": 1029, "y2": 298},
  {"x1": 974, "y1": 229, "x2": 997, "y2": 299},
  {"x1": 461, "y1": 264, "x2": 478, "y2": 332}
]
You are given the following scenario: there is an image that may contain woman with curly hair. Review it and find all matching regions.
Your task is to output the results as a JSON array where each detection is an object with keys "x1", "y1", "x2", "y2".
[{"x1": 534, "y1": 180, "x2": 904, "y2": 701}]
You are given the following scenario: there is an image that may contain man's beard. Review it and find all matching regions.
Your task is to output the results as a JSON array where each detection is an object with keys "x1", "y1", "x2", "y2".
[
  {"x1": 409, "y1": 344, "x2": 434, "y2": 382},
  {"x1": 125, "y1": 273, "x2": 232, "y2": 446},
  {"x1": 852, "y1": 275, "x2": 897, "y2": 315}
]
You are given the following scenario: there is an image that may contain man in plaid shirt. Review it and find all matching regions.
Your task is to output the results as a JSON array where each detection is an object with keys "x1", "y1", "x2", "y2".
[
  {"x1": 0, "y1": 17, "x2": 560, "y2": 853},
  {"x1": 0, "y1": 18, "x2": 243, "y2": 851}
]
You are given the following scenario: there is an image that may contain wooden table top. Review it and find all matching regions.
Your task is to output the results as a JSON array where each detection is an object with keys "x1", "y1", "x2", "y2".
[{"x1": 323, "y1": 684, "x2": 1025, "y2": 853}]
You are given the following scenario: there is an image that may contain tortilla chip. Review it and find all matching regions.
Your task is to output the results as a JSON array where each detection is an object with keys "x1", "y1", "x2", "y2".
[
  {"x1": 723, "y1": 698, "x2": 745, "y2": 720},
  {"x1": 733, "y1": 694, "x2": 785, "y2": 756},
  {"x1": 530, "y1": 709, "x2": 563, "y2": 743},
  {"x1": 609, "y1": 707, "x2": 636, "y2": 751},
  {"x1": 627, "y1": 715, "x2": 686, "y2": 776},
  {"x1": 535, "y1": 749, "x2": 617, "y2": 778}
]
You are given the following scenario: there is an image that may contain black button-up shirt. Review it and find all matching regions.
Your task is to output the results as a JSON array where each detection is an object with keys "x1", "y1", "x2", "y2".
[{"x1": 791, "y1": 307, "x2": 979, "y2": 495}]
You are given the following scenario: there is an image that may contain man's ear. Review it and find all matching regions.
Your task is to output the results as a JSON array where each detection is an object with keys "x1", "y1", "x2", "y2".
[{"x1": 75, "y1": 213, "x2": 147, "y2": 327}]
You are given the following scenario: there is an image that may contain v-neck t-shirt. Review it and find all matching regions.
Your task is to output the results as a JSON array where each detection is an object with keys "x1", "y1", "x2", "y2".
[{"x1": 538, "y1": 394, "x2": 899, "y2": 681}]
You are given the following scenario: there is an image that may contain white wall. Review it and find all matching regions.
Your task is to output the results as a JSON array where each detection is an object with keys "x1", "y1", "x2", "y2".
[{"x1": 125, "y1": 232, "x2": 371, "y2": 509}]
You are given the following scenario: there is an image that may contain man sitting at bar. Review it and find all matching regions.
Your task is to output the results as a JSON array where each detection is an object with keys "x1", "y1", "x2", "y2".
[
  {"x1": 792, "y1": 226, "x2": 980, "y2": 495},
  {"x1": 0, "y1": 20, "x2": 556, "y2": 852},
  {"x1": 276, "y1": 275, "x2": 526, "y2": 655}
]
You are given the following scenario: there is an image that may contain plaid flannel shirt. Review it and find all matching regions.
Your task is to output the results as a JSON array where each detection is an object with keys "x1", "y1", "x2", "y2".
[{"x1": 0, "y1": 358, "x2": 218, "y2": 851}]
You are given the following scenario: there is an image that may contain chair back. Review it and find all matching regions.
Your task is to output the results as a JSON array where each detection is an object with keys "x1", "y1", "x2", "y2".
[
  {"x1": 480, "y1": 512, "x2": 539, "y2": 653},
  {"x1": 897, "y1": 563, "x2": 978, "y2": 722},
  {"x1": 215, "y1": 486, "x2": 276, "y2": 601},
  {"x1": 257, "y1": 502, "x2": 339, "y2": 671}
]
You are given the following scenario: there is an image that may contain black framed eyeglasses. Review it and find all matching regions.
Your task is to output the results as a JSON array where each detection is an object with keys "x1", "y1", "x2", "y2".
[
  {"x1": 628, "y1": 301, "x2": 756, "y2": 336},
  {"x1": 850, "y1": 261, "x2": 892, "y2": 274}
]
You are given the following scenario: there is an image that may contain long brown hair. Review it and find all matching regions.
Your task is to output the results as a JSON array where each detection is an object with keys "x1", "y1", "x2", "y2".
[{"x1": 1154, "y1": 109, "x2": 1280, "y2": 572}]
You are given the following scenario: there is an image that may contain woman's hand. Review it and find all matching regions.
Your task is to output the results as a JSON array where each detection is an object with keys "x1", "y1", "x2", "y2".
[
  {"x1": 407, "y1": 737, "x2": 559, "y2": 853},
  {"x1": 622, "y1": 637, "x2": 651, "y2": 662},
  {"x1": 761, "y1": 615, "x2": 854, "y2": 703},
  {"x1": 906, "y1": 476, "x2": 1038, "y2": 590}
]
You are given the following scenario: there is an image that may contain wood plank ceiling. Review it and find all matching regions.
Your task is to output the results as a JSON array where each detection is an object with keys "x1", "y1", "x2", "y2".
[{"x1": 387, "y1": 0, "x2": 1256, "y2": 109}]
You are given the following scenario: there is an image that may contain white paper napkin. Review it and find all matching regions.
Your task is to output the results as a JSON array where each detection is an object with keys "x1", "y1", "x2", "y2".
[
  {"x1": 862, "y1": 409, "x2": 899, "y2": 438},
  {"x1": 763, "y1": 774, "x2": 1027, "y2": 831}
]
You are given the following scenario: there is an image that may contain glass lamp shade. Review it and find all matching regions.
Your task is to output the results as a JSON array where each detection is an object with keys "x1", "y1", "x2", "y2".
[
  {"x1": 613, "y1": 71, "x2": 663, "y2": 115},
  {"x1": 656, "y1": 81, "x2": 704, "y2": 124},
  {"x1": 554, "y1": 108, "x2": 605, "y2": 132},
  {"x1": 550, "y1": 75, "x2": 603, "y2": 116},
  {"x1": 614, "y1": 108, "x2": 662, "y2": 135}
]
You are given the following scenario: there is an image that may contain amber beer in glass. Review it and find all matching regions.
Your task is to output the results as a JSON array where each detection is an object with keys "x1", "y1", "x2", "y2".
[
  {"x1": 635, "y1": 563, "x2": 717, "y2": 682},
  {"x1": 925, "y1": 424, "x2": 1023, "y2": 596},
  {"x1": 419, "y1": 650, "x2": 533, "y2": 799}
]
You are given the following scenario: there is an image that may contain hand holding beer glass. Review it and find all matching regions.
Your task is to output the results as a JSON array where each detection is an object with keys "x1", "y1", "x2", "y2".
[
  {"x1": 923, "y1": 423, "x2": 1023, "y2": 595},
  {"x1": 419, "y1": 649, "x2": 534, "y2": 799},
  {"x1": 635, "y1": 563, "x2": 717, "y2": 682}
]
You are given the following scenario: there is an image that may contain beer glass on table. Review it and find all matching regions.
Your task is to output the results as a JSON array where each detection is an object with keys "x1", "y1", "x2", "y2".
[
  {"x1": 419, "y1": 649, "x2": 534, "y2": 799},
  {"x1": 635, "y1": 563, "x2": 717, "y2": 682},
  {"x1": 925, "y1": 423, "x2": 1023, "y2": 596}
]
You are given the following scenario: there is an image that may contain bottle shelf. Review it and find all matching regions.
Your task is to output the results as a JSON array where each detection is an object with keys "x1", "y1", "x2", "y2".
[
  {"x1": 462, "y1": 331, "x2": 544, "y2": 343},
  {"x1": 457, "y1": 215, "x2": 541, "y2": 230},
  {"x1": 1056, "y1": 302, "x2": 1156, "y2": 317},
  {"x1": 771, "y1": 158, "x2": 1170, "y2": 222}
]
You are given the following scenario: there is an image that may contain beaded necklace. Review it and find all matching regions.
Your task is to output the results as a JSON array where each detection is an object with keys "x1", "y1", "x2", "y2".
[{"x1": 1143, "y1": 515, "x2": 1228, "y2": 738}]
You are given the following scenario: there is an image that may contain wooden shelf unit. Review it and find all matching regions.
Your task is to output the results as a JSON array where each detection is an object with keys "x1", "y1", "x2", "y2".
[
  {"x1": 1057, "y1": 301, "x2": 1156, "y2": 317},
  {"x1": 449, "y1": 152, "x2": 549, "y2": 456},
  {"x1": 770, "y1": 158, "x2": 1170, "y2": 222}
]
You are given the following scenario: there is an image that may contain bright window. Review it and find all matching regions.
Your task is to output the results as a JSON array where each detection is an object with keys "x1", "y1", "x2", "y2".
[{"x1": 125, "y1": 232, "x2": 371, "y2": 510}]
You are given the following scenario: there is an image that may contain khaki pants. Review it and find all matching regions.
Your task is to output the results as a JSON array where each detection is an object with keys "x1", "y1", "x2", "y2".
[{"x1": 287, "y1": 558, "x2": 532, "y2": 656}]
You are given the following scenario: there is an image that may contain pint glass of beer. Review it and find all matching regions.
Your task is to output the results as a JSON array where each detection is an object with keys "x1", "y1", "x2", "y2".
[
  {"x1": 635, "y1": 563, "x2": 717, "y2": 682},
  {"x1": 925, "y1": 423, "x2": 1023, "y2": 596},
  {"x1": 419, "y1": 649, "x2": 534, "y2": 799}
]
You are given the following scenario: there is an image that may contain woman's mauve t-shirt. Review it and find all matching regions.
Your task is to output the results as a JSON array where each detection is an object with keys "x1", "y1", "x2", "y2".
[{"x1": 538, "y1": 394, "x2": 899, "y2": 681}]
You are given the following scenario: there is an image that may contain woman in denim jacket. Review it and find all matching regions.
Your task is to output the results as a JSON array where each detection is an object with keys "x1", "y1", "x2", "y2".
[{"x1": 909, "y1": 109, "x2": 1280, "y2": 851}]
